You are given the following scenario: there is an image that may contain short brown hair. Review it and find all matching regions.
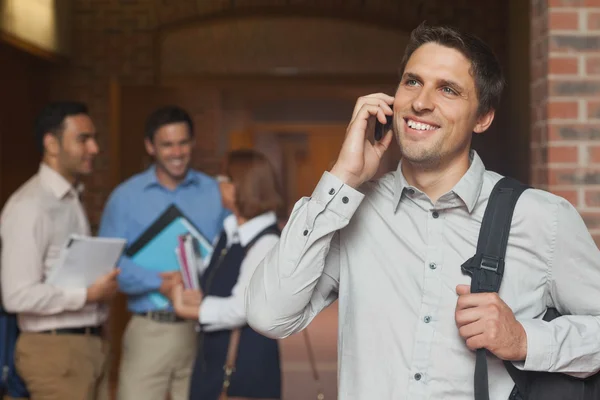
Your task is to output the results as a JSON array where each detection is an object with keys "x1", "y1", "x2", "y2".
[
  {"x1": 400, "y1": 23, "x2": 505, "y2": 117},
  {"x1": 224, "y1": 149, "x2": 284, "y2": 220}
]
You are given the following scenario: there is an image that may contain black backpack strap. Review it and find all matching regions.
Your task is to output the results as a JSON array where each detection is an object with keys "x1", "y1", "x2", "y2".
[{"x1": 461, "y1": 176, "x2": 530, "y2": 400}]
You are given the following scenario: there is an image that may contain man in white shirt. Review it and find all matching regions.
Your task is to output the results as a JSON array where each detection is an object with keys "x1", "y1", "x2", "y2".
[
  {"x1": 1, "y1": 101, "x2": 119, "y2": 400},
  {"x1": 246, "y1": 24, "x2": 600, "y2": 399}
]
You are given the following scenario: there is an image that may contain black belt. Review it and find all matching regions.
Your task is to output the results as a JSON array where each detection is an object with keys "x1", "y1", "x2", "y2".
[
  {"x1": 134, "y1": 310, "x2": 185, "y2": 323},
  {"x1": 39, "y1": 326, "x2": 103, "y2": 336}
]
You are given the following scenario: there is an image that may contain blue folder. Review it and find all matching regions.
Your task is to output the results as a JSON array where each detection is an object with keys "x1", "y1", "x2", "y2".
[{"x1": 124, "y1": 204, "x2": 213, "y2": 308}]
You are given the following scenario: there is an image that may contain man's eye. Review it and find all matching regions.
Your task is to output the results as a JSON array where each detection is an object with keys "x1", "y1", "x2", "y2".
[
  {"x1": 406, "y1": 79, "x2": 418, "y2": 86},
  {"x1": 442, "y1": 87, "x2": 457, "y2": 95}
]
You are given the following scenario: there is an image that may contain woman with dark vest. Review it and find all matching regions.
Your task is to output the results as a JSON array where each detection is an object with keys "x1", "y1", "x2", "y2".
[{"x1": 170, "y1": 149, "x2": 283, "y2": 400}]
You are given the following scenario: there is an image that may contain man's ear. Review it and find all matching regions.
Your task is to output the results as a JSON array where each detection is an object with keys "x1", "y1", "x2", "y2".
[
  {"x1": 43, "y1": 133, "x2": 60, "y2": 156},
  {"x1": 473, "y1": 110, "x2": 495, "y2": 134},
  {"x1": 144, "y1": 138, "x2": 155, "y2": 156}
]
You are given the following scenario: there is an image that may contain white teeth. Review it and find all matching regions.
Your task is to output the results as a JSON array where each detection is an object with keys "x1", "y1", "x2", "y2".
[{"x1": 407, "y1": 119, "x2": 437, "y2": 131}]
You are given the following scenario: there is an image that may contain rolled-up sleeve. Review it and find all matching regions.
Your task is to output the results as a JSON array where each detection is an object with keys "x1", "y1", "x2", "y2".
[
  {"x1": 518, "y1": 198, "x2": 600, "y2": 377},
  {"x1": 1, "y1": 200, "x2": 86, "y2": 315},
  {"x1": 246, "y1": 171, "x2": 363, "y2": 338}
]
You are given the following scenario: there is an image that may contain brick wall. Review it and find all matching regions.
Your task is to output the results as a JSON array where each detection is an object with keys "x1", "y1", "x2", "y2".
[
  {"x1": 51, "y1": 0, "x2": 509, "y2": 229},
  {"x1": 532, "y1": 0, "x2": 600, "y2": 243}
]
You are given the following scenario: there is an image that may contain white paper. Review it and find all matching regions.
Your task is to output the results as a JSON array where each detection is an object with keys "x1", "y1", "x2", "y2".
[
  {"x1": 46, "y1": 234, "x2": 126, "y2": 288},
  {"x1": 176, "y1": 234, "x2": 201, "y2": 290},
  {"x1": 183, "y1": 235, "x2": 200, "y2": 290}
]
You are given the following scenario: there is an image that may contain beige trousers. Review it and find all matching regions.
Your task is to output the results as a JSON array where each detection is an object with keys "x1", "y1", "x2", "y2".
[
  {"x1": 116, "y1": 315, "x2": 197, "y2": 400},
  {"x1": 14, "y1": 332, "x2": 106, "y2": 400}
]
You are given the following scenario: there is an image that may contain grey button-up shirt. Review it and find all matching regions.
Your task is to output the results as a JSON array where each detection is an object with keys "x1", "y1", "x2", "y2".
[{"x1": 246, "y1": 151, "x2": 600, "y2": 399}]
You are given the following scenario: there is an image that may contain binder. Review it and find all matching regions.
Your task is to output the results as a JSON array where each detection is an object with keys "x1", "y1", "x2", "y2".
[{"x1": 125, "y1": 204, "x2": 213, "y2": 308}]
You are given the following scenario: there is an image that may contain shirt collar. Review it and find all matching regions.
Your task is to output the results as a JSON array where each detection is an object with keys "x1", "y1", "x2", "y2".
[
  {"x1": 142, "y1": 165, "x2": 199, "y2": 190},
  {"x1": 238, "y1": 211, "x2": 278, "y2": 247},
  {"x1": 222, "y1": 214, "x2": 239, "y2": 247},
  {"x1": 392, "y1": 150, "x2": 485, "y2": 214},
  {"x1": 39, "y1": 163, "x2": 82, "y2": 199}
]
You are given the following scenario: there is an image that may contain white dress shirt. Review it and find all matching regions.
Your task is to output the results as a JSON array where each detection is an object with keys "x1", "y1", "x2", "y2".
[
  {"x1": 200, "y1": 211, "x2": 279, "y2": 332},
  {"x1": 0, "y1": 164, "x2": 106, "y2": 332},
  {"x1": 246, "y1": 151, "x2": 600, "y2": 400}
]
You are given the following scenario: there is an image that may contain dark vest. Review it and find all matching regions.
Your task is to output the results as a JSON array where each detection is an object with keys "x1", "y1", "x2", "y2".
[{"x1": 190, "y1": 224, "x2": 282, "y2": 400}]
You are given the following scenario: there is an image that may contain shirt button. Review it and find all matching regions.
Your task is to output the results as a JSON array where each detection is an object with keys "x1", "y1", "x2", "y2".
[
  {"x1": 303, "y1": 230, "x2": 308, "y2": 236},
  {"x1": 429, "y1": 262, "x2": 437, "y2": 270},
  {"x1": 414, "y1": 373, "x2": 422, "y2": 381},
  {"x1": 432, "y1": 211, "x2": 439, "y2": 218},
  {"x1": 424, "y1": 315, "x2": 431, "y2": 323},
  {"x1": 342, "y1": 196, "x2": 349, "y2": 204},
  {"x1": 328, "y1": 188, "x2": 335, "y2": 195},
  {"x1": 407, "y1": 188, "x2": 415, "y2": 195}
]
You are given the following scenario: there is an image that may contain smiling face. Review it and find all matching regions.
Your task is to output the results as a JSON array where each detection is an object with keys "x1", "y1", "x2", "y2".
[
  {"x1": 393, "y1": 42, "x2": 495, "y2": 169},
  {"x1": 144, "y1": 122, "x2": 193, "y2": 188}
]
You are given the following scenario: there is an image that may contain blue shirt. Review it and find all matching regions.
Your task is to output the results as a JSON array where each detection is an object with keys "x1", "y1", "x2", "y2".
[{"x1": 98, "y1": 166, "x2": 228, "y2": 313}]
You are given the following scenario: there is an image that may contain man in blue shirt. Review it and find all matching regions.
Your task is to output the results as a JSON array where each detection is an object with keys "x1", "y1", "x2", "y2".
[{"x1": 98, "y1": 106, "x2": 228, "y2": 400}]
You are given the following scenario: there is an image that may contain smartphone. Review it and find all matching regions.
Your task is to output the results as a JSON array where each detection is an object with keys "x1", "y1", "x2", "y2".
[{"x1": 374, "y1": 113, "x2": 393, "y2": 141}]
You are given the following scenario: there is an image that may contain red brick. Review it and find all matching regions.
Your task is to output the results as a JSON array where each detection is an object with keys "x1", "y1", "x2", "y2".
[
  {"x1": 585, "y1": 188, "x2": 600, "y2": 206},
  {"x1": 586, "y1": 56, "x2": 600, "y2": 75},
  {"x1": 589, "y1": 12, "x2": 600, "y2": 30},
  {"x1": 549, "y1": 56, "x2": 579, "y2": 75},
  {"x1": 548, "y1": 145, "x2": 579, "y2": 163},
  {"x1": 587, "y1": 100, "x2": 600, "y2": 118},
  {"x1": 549, "y1": 123, "x2": 600, "y2": 141},
  {"x1": 549, "y1": 168, "x2": 600, "y2": 185},
  {"x1": 589, "y1": 145, "x2": 600, "y2": 162},
  {"x1": 553, "y1": 189, "x2": 579, "y2": 206},
  {"x1": 581, "y1": 212, "x2": 600, "y2": 230},
  {"x1": 549, "y1": 167, "x2": 578, "y2": 185},
  {"x1": 548, "y1": 100, "x2": 579, "y2": 120},
  {"x1": 550, "y1": 11, "x2": 580, "y2": 30}
]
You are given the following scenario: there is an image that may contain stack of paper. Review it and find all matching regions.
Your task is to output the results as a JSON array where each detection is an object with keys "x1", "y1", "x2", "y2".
[
  {"x1": 175, "y1": 234, "x2": 204, "y2": 290},
  {"x1": 46, "y1": 235, "x2": 126, "y2": 288}
]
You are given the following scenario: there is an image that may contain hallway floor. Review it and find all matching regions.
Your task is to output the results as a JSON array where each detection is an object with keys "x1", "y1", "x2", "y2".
[{"x1": 279, "y1": 302, "x2": 338, "y2": 400}]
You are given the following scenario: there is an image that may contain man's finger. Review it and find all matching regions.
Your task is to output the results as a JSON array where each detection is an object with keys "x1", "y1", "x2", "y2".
[
  {"x1": 457, "y1": 320, "x2": 485, "y2": 340},
  {"x1": 373, "y1": 129, "x2": 394, "y2": 158},
  {"x1": 465, "y1": 334, "x2": 486, "y2": 351},
  {"x1": 351, "y1": 93, "x2": 394, "y2": 120},
  {"x1": 455, "y1": 307, "x2": 485, "y2": 327},
  {"x1": 456, "y1": 284, "x2": 471, "y2": 296}
]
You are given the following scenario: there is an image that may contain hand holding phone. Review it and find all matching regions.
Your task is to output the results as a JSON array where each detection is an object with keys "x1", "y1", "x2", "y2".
[
  {"x1": 330, "y1": 93, "x2": 394, "y2": 188},
  {"x1": 374, "y1": 113, "x2": 393, "y2": 141}
]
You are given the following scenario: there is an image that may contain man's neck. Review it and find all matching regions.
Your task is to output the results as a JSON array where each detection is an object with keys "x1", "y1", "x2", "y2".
[
  {"x1": 401, "y1": 151, "x2": 471, "y2": 204},
  {"x1": 154, "y1": 166, "x2": 186, "y2": 191},
  {"x1": 42, "y1": 157, "x2": 77, "y2": 185}
]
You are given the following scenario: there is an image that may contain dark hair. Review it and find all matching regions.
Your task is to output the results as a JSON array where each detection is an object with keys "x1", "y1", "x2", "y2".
[
  {"x1": 399, "y1": 23, "x2": 505, "y2": 117},
  {"x1": 144, "y1": 106, "x2": 194, "y2": 142},
  {"x1": 34, "y1": 101, "x2": 89, "y2": 153},
  {"x1": 224, "y1": 149, "x2": 284, "y2": 220}
]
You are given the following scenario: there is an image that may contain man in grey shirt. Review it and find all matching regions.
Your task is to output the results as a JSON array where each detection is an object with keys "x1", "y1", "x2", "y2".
[{"x1": 246, "y1": 24, "x2": 600, "y2": 399}]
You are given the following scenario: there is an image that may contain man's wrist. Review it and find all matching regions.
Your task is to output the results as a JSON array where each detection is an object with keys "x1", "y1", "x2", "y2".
[{"x1": 330, "y1": 165, "x2": 362, "y2": 189}]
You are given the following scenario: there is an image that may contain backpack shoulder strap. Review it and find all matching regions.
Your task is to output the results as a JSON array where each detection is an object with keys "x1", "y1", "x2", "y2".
[
  {"x1": 461, "y1": 176, "x2": 530, "y2": 294},
  {"x1": 461, "y1": 176, "x2": 530, "y2": 400}
]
